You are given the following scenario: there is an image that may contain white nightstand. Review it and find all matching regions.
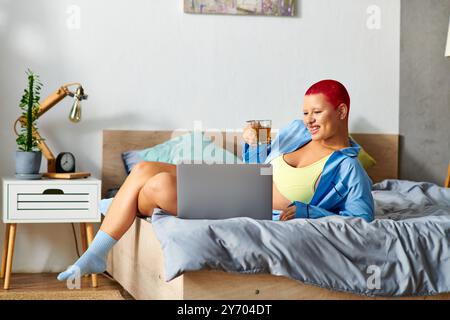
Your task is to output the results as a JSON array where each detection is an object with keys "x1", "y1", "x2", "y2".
[{"x1": 0, "y1": 177, "x2": 101, "y2": 290}]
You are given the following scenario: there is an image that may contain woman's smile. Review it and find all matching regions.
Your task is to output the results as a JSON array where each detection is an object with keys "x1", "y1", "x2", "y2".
[{"x1": 309, "y1": 125, "x2": 320, "y2": 135}]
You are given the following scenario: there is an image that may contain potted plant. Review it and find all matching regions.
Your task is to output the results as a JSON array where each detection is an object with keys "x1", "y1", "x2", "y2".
[{"x1": 15, "y1": 69, "x2": 43, "y2": 176}]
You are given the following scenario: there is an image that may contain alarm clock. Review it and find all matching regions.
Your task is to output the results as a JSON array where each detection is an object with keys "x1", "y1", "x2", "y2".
[{"x1": 55, "y1": 152, "x2": 76, "y2": 173}]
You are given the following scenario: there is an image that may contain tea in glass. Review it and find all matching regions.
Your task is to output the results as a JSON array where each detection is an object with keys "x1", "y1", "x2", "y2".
[{"x1": 246, "y1": 120, "x2": 272, "y2": 144}]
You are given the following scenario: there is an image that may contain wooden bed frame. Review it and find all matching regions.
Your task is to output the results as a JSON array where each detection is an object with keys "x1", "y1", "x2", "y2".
[{"x1": 102, "y1": 129, "x2": 450, "y2": 300}]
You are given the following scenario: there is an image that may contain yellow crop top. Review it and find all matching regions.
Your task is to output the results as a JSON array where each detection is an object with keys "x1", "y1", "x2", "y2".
[{"x1": 271, "y1": 153, "x2": 332, "y2": 204}]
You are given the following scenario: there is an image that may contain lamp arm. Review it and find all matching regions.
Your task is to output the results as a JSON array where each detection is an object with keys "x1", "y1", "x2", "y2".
[
  {"x1": 13, "y1": 82, "x2": 83, "y2": 173},
  {"x1": 35, "y1": 130, "x2": 57, "y2": 172},
  {"x1": 38, "y1": 83, "x2": 82, "y2": 117}
]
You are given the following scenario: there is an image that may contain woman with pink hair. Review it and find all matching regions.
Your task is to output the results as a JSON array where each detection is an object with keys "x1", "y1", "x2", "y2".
[
  {"x1": 57, "y1": 79, "x2": 374, "y2": 281},
  {"x1": 243, "y1": 79, "x2": 373, "y2": 222}
]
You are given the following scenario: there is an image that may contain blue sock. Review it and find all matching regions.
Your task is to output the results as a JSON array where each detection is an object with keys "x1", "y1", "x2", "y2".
[{"x1": 57, "y1": 230, "x2": 117, "y2": 281}]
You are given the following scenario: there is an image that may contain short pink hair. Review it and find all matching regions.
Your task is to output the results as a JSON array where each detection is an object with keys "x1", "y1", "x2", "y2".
[{"x1": 305, "y1": 79, "x2": 350, "y2": 111}]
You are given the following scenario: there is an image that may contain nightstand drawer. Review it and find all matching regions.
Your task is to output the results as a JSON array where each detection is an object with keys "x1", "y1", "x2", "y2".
[{"x1": 6, "y1": 183, "x2": 100, "y2": 222}]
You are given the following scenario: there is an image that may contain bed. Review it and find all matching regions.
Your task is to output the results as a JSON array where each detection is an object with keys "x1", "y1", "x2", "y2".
[{"x1": 102, "y1": 129, "x2": 450, "y2": 300}]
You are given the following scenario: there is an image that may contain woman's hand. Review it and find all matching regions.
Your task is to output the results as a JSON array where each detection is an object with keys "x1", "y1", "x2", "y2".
[
  {"x1": 243, "y1": 124, "x2": 258, "y2": 146},
  {"x1": 279, "y1": 203, "x2": 296, "y2": 221}
]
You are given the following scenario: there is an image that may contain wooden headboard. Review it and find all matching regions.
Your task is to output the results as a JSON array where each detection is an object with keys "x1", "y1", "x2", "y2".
[{"x1": 102, "y1": 130, "x2": 399, "y2": 197}]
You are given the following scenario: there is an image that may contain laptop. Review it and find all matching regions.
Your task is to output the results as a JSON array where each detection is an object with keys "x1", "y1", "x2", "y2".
[{"x1": 177, "y1": 163, "x2": 273, "y2": 220}]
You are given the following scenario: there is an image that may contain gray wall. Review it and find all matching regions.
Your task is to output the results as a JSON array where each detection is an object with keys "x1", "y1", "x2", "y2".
[{"x1": 400, "y1": 0, "x2": 450, "y2": 185}]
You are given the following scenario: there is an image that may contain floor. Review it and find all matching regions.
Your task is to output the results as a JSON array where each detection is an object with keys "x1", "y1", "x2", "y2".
[{"x1": 0, "y1": 272, "x2": 134, "y2": 300}]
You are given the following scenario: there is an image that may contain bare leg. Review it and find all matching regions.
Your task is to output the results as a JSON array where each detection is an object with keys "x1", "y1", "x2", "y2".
[
  {"x1": 137, "y1": 171, "x2": 178, "y2": 216},
  {"x1": 100, "y1": 161, "x2": 176, "y2": 240},
  {"x1": 57, "y1": 161, "x2": 177, "y2": 281}
]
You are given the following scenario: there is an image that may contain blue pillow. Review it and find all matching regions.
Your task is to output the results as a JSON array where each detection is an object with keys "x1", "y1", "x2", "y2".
[{"x1": 122, "y1": 132, "x2": 242, "y2": 174}]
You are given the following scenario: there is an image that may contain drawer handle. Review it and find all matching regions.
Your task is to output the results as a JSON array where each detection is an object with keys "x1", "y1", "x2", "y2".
[{"x1": 42, "y1": 188, "x2": 65, "y2": 195}]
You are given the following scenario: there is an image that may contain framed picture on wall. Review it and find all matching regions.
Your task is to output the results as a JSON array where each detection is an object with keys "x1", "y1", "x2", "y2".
[{"x1": 184, "y1": 0, "x2": 295, "y2": 16}]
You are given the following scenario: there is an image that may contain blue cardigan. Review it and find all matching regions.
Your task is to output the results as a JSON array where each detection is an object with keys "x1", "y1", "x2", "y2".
[{"x1": 243, "y1": 119, "x2": 374, "y2": 222}]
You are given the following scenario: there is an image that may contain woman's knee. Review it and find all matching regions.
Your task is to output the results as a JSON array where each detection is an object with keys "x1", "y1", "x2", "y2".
[
  {"x1": 130, "y1": 161, "x2": 176, "y2": 178},
  {"x1": 130, "y1": 161, "x2": 155, "y2": 176},
  {"x1": 142, "y1": 172, "x2": 175, "y2": 195},
  {"x1": 138, "y1": 172, "x2": 176, "y2": 215}
]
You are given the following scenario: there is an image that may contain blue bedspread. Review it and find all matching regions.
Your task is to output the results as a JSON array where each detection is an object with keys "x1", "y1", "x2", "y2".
[{"x1": 101, "y1": 179, "x2": 450, "y2": 297}]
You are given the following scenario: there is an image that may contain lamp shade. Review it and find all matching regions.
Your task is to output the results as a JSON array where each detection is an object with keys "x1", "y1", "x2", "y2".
[{"x1": 446, "y1": 17, "x2": 450, "y2": 57}]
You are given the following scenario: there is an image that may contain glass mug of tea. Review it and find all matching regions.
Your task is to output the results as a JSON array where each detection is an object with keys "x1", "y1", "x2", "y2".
[{"x1": 245, "y1": 120, "x2": 272, "y2": 145}]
